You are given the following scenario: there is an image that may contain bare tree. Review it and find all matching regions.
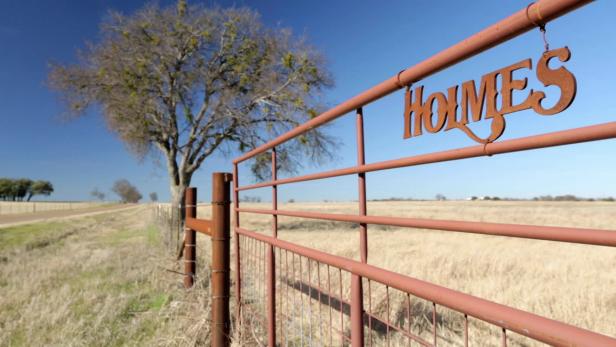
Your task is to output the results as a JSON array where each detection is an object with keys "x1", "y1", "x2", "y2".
[
  {"x1": 149, "y1": 192, "x2": 159, "y2": 202},
  {"x1": 90, "y1": 188, "x2": 106, "y2": 201},
  {"x1": 112, "y1": 179, "x2": 142, "y2": 203},
  {"x1": 49, "y1": 1, "x2": 336, "y2": 248}
]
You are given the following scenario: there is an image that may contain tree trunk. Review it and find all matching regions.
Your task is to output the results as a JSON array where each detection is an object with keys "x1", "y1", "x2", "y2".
[
  {"x1": 160, "y1": 146, "x2": 194, "y2": 255},
  {"x1": 169, "y1": 183, "x2": 187, "y2": 253}
]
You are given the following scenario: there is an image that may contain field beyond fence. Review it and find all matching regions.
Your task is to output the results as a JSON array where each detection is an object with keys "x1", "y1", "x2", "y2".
[{"x1": 231, "y1": 200, "x2": 616, "y2": 345}]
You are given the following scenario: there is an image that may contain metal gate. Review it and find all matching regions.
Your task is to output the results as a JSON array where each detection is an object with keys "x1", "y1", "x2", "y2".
[{"x1": 185, "y1": 0, "x2": 616, "y2": 345}]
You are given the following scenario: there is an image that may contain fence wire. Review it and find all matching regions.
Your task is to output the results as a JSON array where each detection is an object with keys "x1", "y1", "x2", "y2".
[
  {"x1": 152, "y1": 203, "x2": 184, "y2": 252},
  {"x1": 238, "y1": 232, "x2": 563, "y2": 347}
]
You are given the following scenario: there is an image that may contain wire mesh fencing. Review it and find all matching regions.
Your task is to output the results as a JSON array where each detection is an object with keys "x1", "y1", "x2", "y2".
[
  {"x1": 236, "y1": 232, "x2": 562, "y2": 347},
  {"x1": 152, "y1": 203, "x2": 184, "y2": 253}
]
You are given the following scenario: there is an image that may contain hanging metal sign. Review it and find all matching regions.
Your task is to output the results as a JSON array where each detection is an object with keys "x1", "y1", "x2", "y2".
[{"x1": 403, "y1": 47, "x2": 576, "y2": 144}]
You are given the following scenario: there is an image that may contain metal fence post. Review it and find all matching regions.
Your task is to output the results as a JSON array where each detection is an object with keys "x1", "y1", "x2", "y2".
[
  {"x1": 351, "y1": 274, "x2": 364, "y2": 346},
  {"x1": 212, "y1": 172, "x2": 232, "y2": 347},
  {"x1": 351, "y1": 107, "x2": 367, "y2": 346},
  {"x1": 268, "y1": 148, "x2": 278, "y2": 346},
  {"x1": 233, "y1": 164, "x2": 242, "y2": 333},
  {"x1": 184, "y1": 187, "x2": 197, "y2": 288}
]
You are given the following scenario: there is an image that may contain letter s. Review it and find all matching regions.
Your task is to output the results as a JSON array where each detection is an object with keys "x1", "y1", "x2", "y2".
[{"x1": 532, "y1": 47, "x2": 577, "y2": 115}]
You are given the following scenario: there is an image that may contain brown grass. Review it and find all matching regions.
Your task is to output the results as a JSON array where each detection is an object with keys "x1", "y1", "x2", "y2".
[
  {"x1": 1, "y1": 201, "x2": 614, "y2": 346},
  {"x1": 0, "y1": 206, "x2": 213, "y2": 346},
  {"x1": 221, "y1": 200, "x2": 616, "y2": 346}
]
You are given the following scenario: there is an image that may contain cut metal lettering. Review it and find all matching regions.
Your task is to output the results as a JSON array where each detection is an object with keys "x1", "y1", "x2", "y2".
[{"x1": 403, "y1": 47, "x2": 577, "y2": 144}]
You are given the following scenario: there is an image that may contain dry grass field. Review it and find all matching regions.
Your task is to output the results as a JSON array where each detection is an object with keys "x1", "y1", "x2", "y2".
[
  {"x1": 0, "y1": 206, "x2": 213, "y2": 347},
  {"x1": 1, "y1": 201, "x2": 615, "y2": 346},
  {"x1": 212, "y1": 200, "x2": 616, "y2": 346}
]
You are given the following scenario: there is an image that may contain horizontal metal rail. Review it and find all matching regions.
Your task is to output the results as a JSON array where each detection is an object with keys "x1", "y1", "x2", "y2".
[
  {"x1": 236, "y1": 227, "x2": 616, "y2": 347},
  {"x1": 237, "y1": 121, "x2": 616, "y2": 191},
  {"x1": 186, "y1": 217, "x2": 213, "y2": 236},
  {"x1": 236, "y1": 207, "x2": 616, "y2": 247},
  {"x1": 234, "y1": 0, "x2": 593, "y2": 165}
]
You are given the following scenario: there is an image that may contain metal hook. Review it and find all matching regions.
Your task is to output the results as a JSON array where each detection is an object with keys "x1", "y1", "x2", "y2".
[
  {"x1": 526, "y1": 2, "x2": 549, "y2": 53},
  {"x1": 539, "y1": 24, "x2": 550, "y2": 52}
]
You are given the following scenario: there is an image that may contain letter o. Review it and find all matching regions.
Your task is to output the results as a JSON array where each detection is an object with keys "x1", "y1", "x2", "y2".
[{"x1": 423, "y1": 92, "x2": 448, "y2": 133}]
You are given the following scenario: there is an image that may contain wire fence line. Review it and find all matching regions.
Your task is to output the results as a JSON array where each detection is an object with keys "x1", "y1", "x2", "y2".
[
  {"x1": 152, "y1": 203, "x2": 183, "y2": 253},
  {"x1": 0, "y1": 201, "x2": 108, "y2": 215},
  {"x1": 152, "y1": 202, "x2": 214, "y2": 254}
]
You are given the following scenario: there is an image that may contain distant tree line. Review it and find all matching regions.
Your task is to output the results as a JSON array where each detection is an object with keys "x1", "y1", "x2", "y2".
[
  {"x1": 240, "y1": 196, "x2": 262, "y2": 203},
  {"x1": 368, "y1": 194, "x2": 616, "y2": 202},
  {"x1": 0, "y1": 178, "x2": 54, "y2": 201},
  {"x1": 470, "y1": 196, "x2": 501, "y2": 201},
  {"x1": 532, "y1": 194, "x2": 615, "y2": 202},
  {"x1": 470, "y1": 195, "x2": 615, "y2": 201},
  {"x1": 370, "y1": 197, "x2": 417, "y2": 202}
]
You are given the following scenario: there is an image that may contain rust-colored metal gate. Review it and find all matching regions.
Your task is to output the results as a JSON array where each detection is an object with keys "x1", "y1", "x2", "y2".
[{"x1": 184, "y1": 0, "x2": 616, "y2": 346}]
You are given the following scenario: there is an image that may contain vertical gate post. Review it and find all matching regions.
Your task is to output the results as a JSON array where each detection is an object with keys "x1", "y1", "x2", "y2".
[
  {"x1": 184, "y1": 187, "x2": 197, "y2": 288},
  {"x1": 212, "y1": 172, "x2": 232, "y2": 347},
  {"x1": 351, "y1": 274, "x2": 364, "y2": 345},
  {"x1": 351, "y1": 108, "x2": 367, "y2": 346},
  {"x1": 268, "y1": 148, "x2": 278, "y2": 346},
  {"x1": 233, "y1": 164, "x2": 241, "y2": 331}
]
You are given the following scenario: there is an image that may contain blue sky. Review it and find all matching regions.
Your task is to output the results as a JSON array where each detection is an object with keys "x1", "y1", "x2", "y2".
[{"x1": 1, "y1": 0, "x2": 615, "y2": 202}]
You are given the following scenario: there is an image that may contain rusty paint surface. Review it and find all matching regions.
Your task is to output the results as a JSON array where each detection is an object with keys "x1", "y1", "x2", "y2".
[
  {"x1": 403, "y1": 47, "x2": 577, "y2": 144},
  {"x1": 185, "y1": 217, "x2": 212, "y2": 236},
  {"x1": 211, "y1": 173, "x2": 231, "y2": 347}
]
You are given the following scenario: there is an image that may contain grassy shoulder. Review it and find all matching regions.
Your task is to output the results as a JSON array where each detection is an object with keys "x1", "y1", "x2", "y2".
[
  {"x1": 0, "y1": 221, "x2": 70, "y2": 253},
  {"x1": 0, "y1": 207, "x2": 210, "y2": 347}
]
